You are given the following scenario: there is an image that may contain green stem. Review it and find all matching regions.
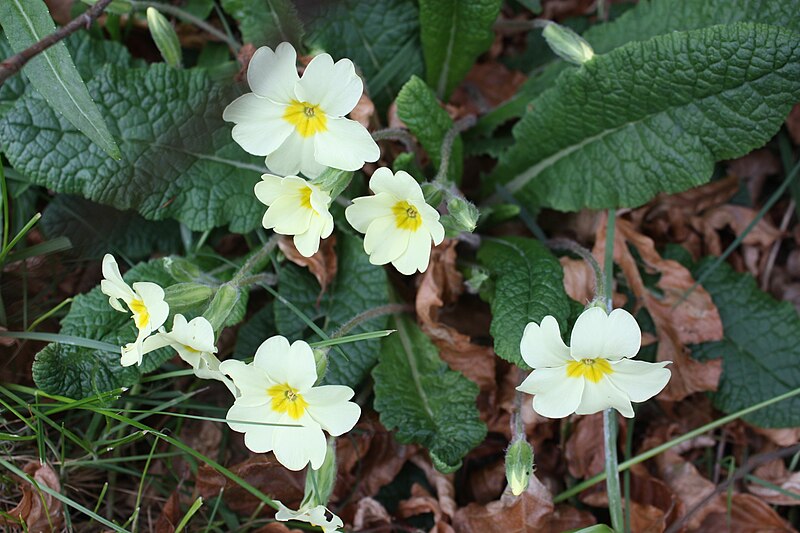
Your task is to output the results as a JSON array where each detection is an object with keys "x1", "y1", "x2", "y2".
[
  {"x1": 554, "y1": 384, "x2": 800, "y2": 503},
  {"x1": 433, "y1": 116, "x2": 476, "y2": 185},
  {"x1": 329, "y1": 303, "x2": 411, "y2": 339},
  {"x1": 230, "y1": 236, "x2": 279, "y2": 287},
  {"x1": 603, "y1": 209, "x2": 616, "y2": 310}
]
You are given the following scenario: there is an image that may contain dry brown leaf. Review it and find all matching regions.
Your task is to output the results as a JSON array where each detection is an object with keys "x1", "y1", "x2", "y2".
[
  {"x1": 656, "y1": 450, "x2": 725, "y2": 530},
  {"x1": 410, "y1": 453, "x2": 457, "y2": 521},
  {"x1": 696, "y1": 493, "x2": 796, "y2": 532},
  {"x1": 278, "y1": 234, "x2": 338, "y2": 297},
  {"x1": 195, "y1": 455, "x2": 304, "y2": 515},
  {"x1": 753, "y1": 427, "x2": 800, "y2": 447},
  {"x1": 350, "y1": 92, "x2": 376, "y2": 128},
  {"x1": 253, "y1": 524, "x2": 303, "y2": 533},
  {"x1": 560, "y1": 256, "x2": 595, "y2": 304},
  {"x1": 416, "y1": 240, "x2": 496, "y2": 391},
  {"x1": 352, "y1": 497, "x2": 392, "y2": 530},
  {"x1": 467, "y1": 460, "x2": 507, "y2": 504},
  {"x1": 749, "y1": 458, "x2": 800, "y2": 506},
  {"x1": 565, "y1": 412, "x2": 605, "y2": 479},
  {"x1": 1, "y1": 462, "x2": 64, "y2": 532},
  {"x1": 155, "y1": 490, "x2": 181, "y2": 533},
  {"x1": 450, "y1": 61, "x2": 527, "y2": 116},
  {"x1": 593, "y1": 217, "x2": 723, "y2": 401}
]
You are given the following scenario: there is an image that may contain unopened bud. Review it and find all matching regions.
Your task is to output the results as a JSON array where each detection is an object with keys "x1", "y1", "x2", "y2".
[
  {"x1": 202, "y1": 284, "x2": 240, "y2": 332},
  {"x1": 505, "y1": 438, "x2": 534, "y2": 496},
  {"x1": 311, "y1": 167, "x2": 353, "y2": 200},
  {"x1": 441, "y1": 197, "x2": 480, "y2": 235},
  {"x1": 542, "y1": 22, "x2": 594, "y2": 65},
  {"x1": 164, "y1": 282, "x2": 213, "y2": 312},
  {"x1": 421, "y1": 183, "x2": 444, "y2": 207},
  {"x1": 313, "y1": 348, "x2": 329, "y2": 383},
  {"x1": 305, "y1": 439, "x2": 337, "y2": 503},
  {"x1": 146, "y1": 8, "x2": 182, "y2": 68},
  {"x1": 163, "y1": 257, "x2": 203, "y2": 282}
]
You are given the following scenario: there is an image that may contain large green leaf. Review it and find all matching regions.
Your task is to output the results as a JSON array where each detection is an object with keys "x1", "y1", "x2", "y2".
[
  {"x1": 0, "y1": 64, "x2": 264, "y2": 232},
  {"x1": 477, "y1": 237, "x2": 570, "y2": 368},
  {"x1": 32, "y1": 259, "x2": 181, "y2": 398},
  {"x1": 373, "y1": 316, "x2": 486, "y2": 472},
  {"x1": 40, "y1": 195, "x2": 183, "y2": 260},
  {"x1": 0, "y1": 0, "x2": 120, "y2": 158},
  {"x1": 220, "y1": 0, "x2": 304, "y2": 48},
  {"x1": 305, "y1": 0, "x2": 424, "y2": 109},
  {"x1": 692, "y1": 260, "x2": 800, "y2": 428},
  {"x1": 274, "y1": 233, "x2": 390, "y2": 387},
  {"x1": 418, "y1": 0, "x2": 501, "y2": 100},
  {"x1": 395, "y1": 76, "x2": 462, "y2": 183},
  {"x1": 490, "y1": 23, "x2": 800, "y2": 211}
]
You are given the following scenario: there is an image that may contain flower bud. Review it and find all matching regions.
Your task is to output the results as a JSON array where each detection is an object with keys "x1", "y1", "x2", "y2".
[
  {"x1": 310, "y1": 167, "x2": 353, "y2": 200},
  {"x1": 421, "y1": 183, "x2": 444, "y2": 208},
  {"x1": 505, "y1": 438, "x2": 534, "y2": 496},
  {"x1": 313, "y1": 348, "x2": 329, "y2": 383},
  {"x1": 305, "y1": 439, "x2": 337, "y2": 502},
  {"x1": 441, "y1": 197, "x2": 480, "y2": 235},
  {"x1": 202, "y1": 284, "x2": 240, "y2": 332},
  {"x1": 163, "y1": 257, "x2": 203, "y2": 282},
  {"x1": 542, "y1": 22, "x2": 595, "y2": 65},
  {"x1": 163, "y1": 282, "x2": 213, "y2": 312},
  {"x1": 147, "y1": 7, "x2": 182, "y2": 68}
]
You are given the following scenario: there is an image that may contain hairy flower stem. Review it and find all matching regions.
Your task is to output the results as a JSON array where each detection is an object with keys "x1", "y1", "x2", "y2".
[
  {"x1": 547, "y1": 238, "x2": 605, "y2": 298},
  {"x1": 433, "y1": 115, "x2": 476, "y2": 185},
  {"x1": 601, "y1": 209, "x2": 624, "y2": 532},
  {"x1": 230, "y1": 235, "x2": 280, "y2": 287},
  {"x1": 329, "y1": 303, "x2": 411, "y2": 340}
]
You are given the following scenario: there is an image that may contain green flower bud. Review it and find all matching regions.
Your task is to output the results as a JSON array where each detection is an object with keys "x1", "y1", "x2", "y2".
[
  {"x1": 202, "y1": 284, "x2": 240, "y2": 332},
  {"x1": 310, "y1": 167, "x2": 353, "y2": 200},
  {"x1": 313, "y1": 348, "x2": 329, "y2": 384},
  {"x1": 163, "y1": 257, "x2": 203, "y2": 282},
  {"x1": 421, "y1": 183, "x2": 444, "y2": 207},
  {"x1": 146, "y1": 7, "x2": 182, "y2": 68},
  {"x1": 163, "y1": 282, "x2": 213, "y2": 312},
  {"x1": 542, "y1": 22, "x2": 595, "y2": 65},
  {"x1": 464, "y1": 266, "x2": 490, "y2": 295},
  {"x1": 505, "y1": 438, "x2": 534, "y2": 496},
  {"x1": 446, "y1": 197, "x2": 480, "y2": 233},
  {"x1": 305, "y1": 439, "x2": 337, "y2": 505}
]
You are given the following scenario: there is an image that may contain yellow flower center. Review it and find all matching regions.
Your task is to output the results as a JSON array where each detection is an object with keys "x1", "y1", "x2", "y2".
[
  {"x1": 128, "y1": 299, "x2": 149, "y2": 329},
  {"x1": 566, "y1": 358, "x2": 613, "y2": 383},
  {"x1": 299, "y1": 185, "x2": 316, "y2": 212},
  {"x1": 392, "y1": 200, "x2": 423, "y2": 232},
  {"x1": 283, "y1": 100, "x2": 327, "y2": 137},
  {"x1": 267, "y1": 383, "x2": 309, "y2": 420}
]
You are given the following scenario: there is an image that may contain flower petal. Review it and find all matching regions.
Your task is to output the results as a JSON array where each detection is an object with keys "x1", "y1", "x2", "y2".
[
  {"x1": 254, "y1": 174, "x2": 288, "y2": 206},
  {"x1": 224, "y1": 94, "x2": 293, "y2": 156},
  {"x1": 364, "y1": 218, "x2": 409, "y2": 265},
  {"x1": 517, "y1": 366, "x2": 584, "y2": 419},
  {"x1": 295, "y1": 54, "x2": 362, "y2": 117},
  {"x1": 305, "y1": 385, "x2": 360, "y2": 435},
  {"x1": 314, "y1": 117, "x2": 379, "y2": 171},
  {"x1": 344, "y1": 194, "x2": 394, "y2": 234},
  {"x1": 520, "y1": 316, "x2": 571, "y2": 368},
  {"x1": 133, "y1": 281, "x2": 169, "y2": 331},
  {"x1": 571, "y1": 307, "x2": 642, "y2": 361},
  {"x1": 286, "y1": 340, "x2": 317, "y2": 391},
  {"x1": 266, "y1": 132, "x2": 324, "y2": 178},
  {"x1": 253, "y1": 335, "x2": 292, "y2": 382},
  {"x1": 247, "y1": 42, "x2": 298, "y2": 102},
  {"x1": 219, "y1": 360, "x2": 271, "y2": 405},
  {"x1": 263, "y1": 195, "x2": 313, "y2": 235},
  {"x1": 101, "y1": 254, "x2": 135, "y2": 309},
  {"x1": 369, "y1": 169, "x2": 423, "y2": 200},
  {"x1": 391, "y1": 227, "x2": 432, "y2": 275},
  {"x1": 575, "y1": 376, "x2": 634, "y2": 417},
  {"x1": 293, "y1": 216, "x2": 328, "y2": 257},
  {"x1": 273, "y1": 424, "x2": 328, "y2": 471},
  {"x1": 603, "y1": 308, "x2": 642, "y2": 359},
  {"x1": 607, "y1": 359, "x2": 671, "y2": 402}
]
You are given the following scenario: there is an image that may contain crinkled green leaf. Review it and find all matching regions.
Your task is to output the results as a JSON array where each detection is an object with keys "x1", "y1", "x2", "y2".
[
  {"x1": 480, "y1": 0, "x2": 800, "y2": 136},
  {"x1": 373, "y1": 316, "x2": 486, "y2": 472},
  {"x1": 0, "y1": 0, "x2": 120, "y2": 158},
  {"x1": 490, "y1": 23, "x2": 800, "y2": 211},
  {"x1": 477, "y1": 237, "x2": 570, "y2": 367},
  {"x1": 0, "y1": 64, "x2": 264, "y2": 232},
  {"x1": 305, "y1": 0, "x2": 423, "y2": 109},
  {"x1": 32, "y1": 259, "x2": 180, "y2": 398},
  {"x1": 692, "y1": 259, "x2": 800, "y2": 428},
  {"x1": 274, "y1": 233, "x2": 389, "y2": 387},
  {"x1": 395, "y1": 76, "x2": 462, "y2": 182},
  {"x1": 40, "y1": 195, "x2": 182, "y2": 260},
  {"x1": 220, "y1": 0, "x2": 304, "y2": 48},
  {"x1": 418, "y1": 0, "x2": 501, "y2": 100}
]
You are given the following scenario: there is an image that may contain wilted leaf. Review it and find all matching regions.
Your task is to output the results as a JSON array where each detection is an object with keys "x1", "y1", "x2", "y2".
[
  {"x1": 2, "y1": 462, "x2": 63, "y2": 532},
  {"x1": 352, "y1": 497, "x2": 392, "y2": 530},
  {"x1": 750, "y1": 456, "x2": 800, "y2": 506},
  {"x1": 698, "y1": 493, "x2": 794, "y2": 532},
  {"x1": 278, "y1": 235, "x2": 338, "y2": 298},
  {"x1": 655, "y1": 450, "x2": 725, "y2": 530},
  {"x1": 565, "y1": 413, "x2": 604, "y2": 479}
]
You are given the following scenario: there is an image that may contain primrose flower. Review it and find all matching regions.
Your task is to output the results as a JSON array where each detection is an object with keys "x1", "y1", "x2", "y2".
[
  {"x1": 100, "y1": 254, "x2": 169, "y2": 355},
  {"x1": 219, "y1": 336, "x2": 361, "y2": 471},
  {"x1": 255, "y1": 174, "x2": 333, "y2": 257},
  {"x1": 517, "y1": 307, "x2": 671, "y2": 418},
  {"x1": 275, "y1": 502, "x2": 343, "y2": 533},
  {"x1": 223, "y1": 42, "x2": 379, "y2": 178},
  {"x1": 345, "y1": 168, "x2": 444, "y2": 275}
]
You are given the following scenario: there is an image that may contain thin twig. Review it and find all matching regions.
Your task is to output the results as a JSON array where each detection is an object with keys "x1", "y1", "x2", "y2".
[
  {"x1": 761, "y1": 199, "x2": 794, "y2": 291},
  {"x1": 0, "y1": 0, "x2": 114, "y2": 86},
  {"x1": 665, "y1": 443, "x2": 800, "y2": 533},
  {"x1": 130, "y1": 0, "x2": 241, "y2": 53}
]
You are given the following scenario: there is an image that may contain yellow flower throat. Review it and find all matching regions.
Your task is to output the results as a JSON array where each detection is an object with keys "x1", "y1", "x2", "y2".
[
  {"x1": 128, "y1": 299, "x2": 149, "y2": 329},
  {"x1": 268, "y1": 383, "x2": 309, "y2": 420},
  {"x1": 566, "y1": 358, "x2": 613, "y2": 383},
  {"x1": 283, "y1": 100, "x2": 327, "y2": 137},
  {"x1": 392, "y1": 201, "x2": 422, "y2": 231}
]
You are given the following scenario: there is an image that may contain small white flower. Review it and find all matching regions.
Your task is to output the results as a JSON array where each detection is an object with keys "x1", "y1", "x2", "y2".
[
  {"x1": 100, "y1": 254, "x2": 169, "y2": 361},
  {"x1": 275, "y1": 502, "x2": 343, "y2": 533},
  {"x1": 121, "y1": 315, "x2": 235, "y2": 394},
  {"x1": 345, "y1": 168, "x2": 444, "y2": 275},
  {"x1": 220, "y1": 336, "x2": 361, "y2": 471},
  {"x1": 223, "y1": 42, "x2": 379, "y2": 178},
  {"x1": 517, "y1": 307, "x2": 671, "y2": 418},
  {"x1": 255, "y1": 174, "x2": 334, "y2": 257}
]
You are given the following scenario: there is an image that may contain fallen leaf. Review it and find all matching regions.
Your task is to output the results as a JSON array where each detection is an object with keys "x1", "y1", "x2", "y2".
[
  {"x1": 749, "y1": 456, "x2": 800, "y2": 506},
  {"x1": 278, "y1": 234, "x2": 338, "y2": 298},
  {"x1": 565, "y1": 412, "x2": 605, "y2": 479},
  {"x1": 1, "y1": 462, "x2": 64, "y2": 532},
  {"x1": 236, "y1": 44, "x2": 257, "y2": 82},
  {"x1": 416, "y1": 240, "x2": 496, "y2": 391},
  {"x1": 155, "y1": 490, "x2": 181, "y2": 533},
  {"x1": 195, "y1": 455, "x2": 304, "y2": 515},
  {"x1": 350, "y1": 92, "x2": 376, "y2": 128},
  {"x1": 594, "y1": 216, "x2": 723, "y2": 401},
  {"x1": 450, "y1": 61, "x2": 527, "y2": 116},
  {"x1": 656, "y1": 450, "x2": 725, "y2": 530},
  {"x1": 560, "y1": 256, "x2": 595, "y2": 304},
  {"x1": 752, "y1": 427, "x2": 800, "y2": 447},
  {"x1": 697, "y1": 493, "x2": 795, "y2": 532},
  {"x1": 352, "y1": 497, "x2": 392, "y2": 530},
  {"x1": 410, "y1": 453, "x2": 457, "y2": 521},
  {"x1": 466, "y1": 459, "x2": 506, "y2": 504}
]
